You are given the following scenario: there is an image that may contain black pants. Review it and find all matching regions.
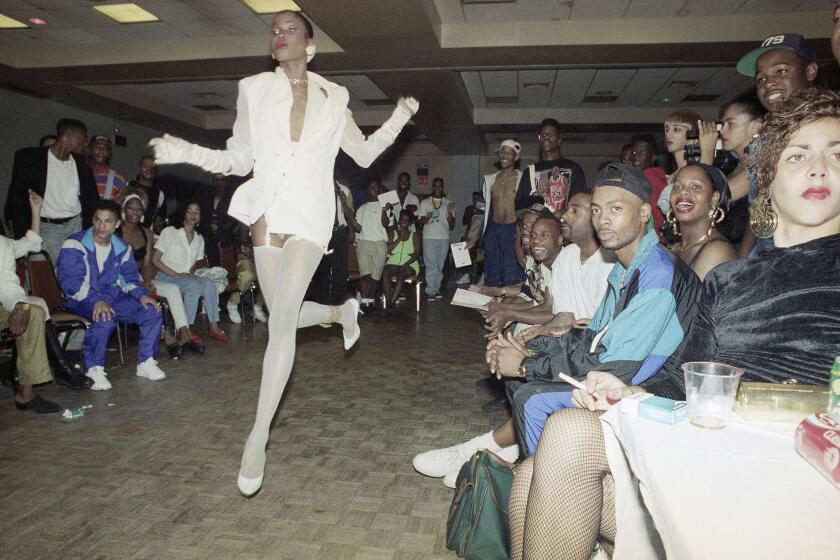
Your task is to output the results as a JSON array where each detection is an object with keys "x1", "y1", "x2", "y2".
[{"x1": 311, "y1": 226, "x2": 350, "y2": 305}]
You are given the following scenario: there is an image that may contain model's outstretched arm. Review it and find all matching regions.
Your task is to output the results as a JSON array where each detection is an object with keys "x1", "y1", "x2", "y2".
[
  {"x1": 148, "y1": 80, "x2": 254, "y2": 176},
  {"x1": 341, "y1": 97, "x2": 419, "y2": 168}
]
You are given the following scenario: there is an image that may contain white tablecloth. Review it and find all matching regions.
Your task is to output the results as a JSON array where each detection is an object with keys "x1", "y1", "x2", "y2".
[{"x1": 601, "y1": 406, "x2": 840, "y2": 560}]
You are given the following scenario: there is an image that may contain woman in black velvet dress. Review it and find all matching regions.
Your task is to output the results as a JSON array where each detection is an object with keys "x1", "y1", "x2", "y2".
[{"x1": 507, "y1": 88, "x2": 840, "y2": 560}]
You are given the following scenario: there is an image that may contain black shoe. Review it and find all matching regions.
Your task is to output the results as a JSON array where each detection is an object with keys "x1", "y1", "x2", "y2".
[
  {"x1": 15, "y1": 394, "x2": 62, "y2": 414},
  {"x1": 481, "y1": 395, "x2": 509, "y2": 413},
  {"x1": 182, "y1": 341, "x2": 206, "y2": 354},
  {"x1": 167, "y1": 343, "x2": 183, "y2": 360},
  {"x1": 53, "y1": 367, "x2": 93, "y2": 390},
  {"x1": 475, "y1": 377, "x2": 500, "y2": 390}
]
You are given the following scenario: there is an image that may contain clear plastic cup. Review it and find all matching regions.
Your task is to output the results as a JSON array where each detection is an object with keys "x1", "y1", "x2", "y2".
[{"x1": 682, "y1": 362, "x2": 744, "y2": 429}]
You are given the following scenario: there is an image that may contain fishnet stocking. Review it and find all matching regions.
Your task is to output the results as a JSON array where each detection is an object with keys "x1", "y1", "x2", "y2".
[{"x1": 509, "y1": 408, "x2": 616, "y2": 560}]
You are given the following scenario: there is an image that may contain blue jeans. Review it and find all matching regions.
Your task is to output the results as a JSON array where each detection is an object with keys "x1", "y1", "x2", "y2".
[
  {"x1": 155, "y1": 272, "x2": 220, "y2": 324},
  {"x1": 423, "y1": 238, "x2": 449, "y2": 295}
]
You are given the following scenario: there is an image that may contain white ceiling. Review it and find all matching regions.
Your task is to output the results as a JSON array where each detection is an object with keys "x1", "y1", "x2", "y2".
[{"x1": 435, "y1": 0, "x2": 829, "y2": 23}]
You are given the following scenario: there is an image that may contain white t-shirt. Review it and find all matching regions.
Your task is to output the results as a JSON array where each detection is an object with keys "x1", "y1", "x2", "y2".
[
  {"x1": 388, "y1": 191, "x2": 420, "y2": 226},
  {"x1": 551, "y1": 244, "x2": 615, "y2": 319},
  {"x1": 155, "y1": 226, "x2": 204, "y2": 274},
  {"x1": 94, "y1": 242, "x2": 111, "y2": 272},
  {"x1": 42, "y1": 150, "x2": 81, "y2": 219},
  {"x1": 356, "y1": 201, "x2": 388, "y2": 242},
  {"x1": 418, "y1": 197, "x2": 453, "y2": 240}
]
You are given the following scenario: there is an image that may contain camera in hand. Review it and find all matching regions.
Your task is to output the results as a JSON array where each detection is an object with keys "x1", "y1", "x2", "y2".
[{"x1": 683, "y1": 123, "x2": 737, "y2": 175}]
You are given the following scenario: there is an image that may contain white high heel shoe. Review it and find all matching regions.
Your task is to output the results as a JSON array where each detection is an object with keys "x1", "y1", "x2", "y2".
[
  {"x1": 237, "y1": 471, "x2": 263, "y2": 497},
  {"x1": 342, "y1": 298, "x2": 362, "y2": 350}
]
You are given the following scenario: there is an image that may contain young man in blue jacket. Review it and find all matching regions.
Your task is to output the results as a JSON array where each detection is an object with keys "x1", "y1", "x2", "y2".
[
  {"x1": 57, "y1": 199, "x2": 166, "y2": 390},
  {"x1": 414, "y1": 163, "x2": 701, "y2": 487}
]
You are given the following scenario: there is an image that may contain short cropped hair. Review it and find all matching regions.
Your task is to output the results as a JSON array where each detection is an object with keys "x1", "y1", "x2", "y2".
[
  {"x1": 56, "y1": 118, "x2": 87, "y2": 138},
  {"x1": 93, "y1": 199, "x2": 122, "y2": 219},
  {"x1": 540, "y1": 118, "x2": 562, "y2": 137}
]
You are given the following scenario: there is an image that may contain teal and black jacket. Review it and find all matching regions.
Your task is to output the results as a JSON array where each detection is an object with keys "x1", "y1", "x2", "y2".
[{"x1": 522, "y1": 230, "x2": 701, "y2": 385}]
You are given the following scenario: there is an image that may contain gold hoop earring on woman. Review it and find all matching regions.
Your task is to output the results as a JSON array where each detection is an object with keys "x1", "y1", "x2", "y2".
[
  {"x1": 707, "y1": 206, "x2": 725, "y2": 237},
  {"x1": 749, "y1": 188, "x2": 777, "y2": 239},
  {"x1": 666, "y1": 209, "x2": 680, "y2": 237}
]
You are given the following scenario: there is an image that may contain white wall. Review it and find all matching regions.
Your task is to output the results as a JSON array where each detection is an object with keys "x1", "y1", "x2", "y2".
[{"x1": 0, "y1": 88, "x2": 211, "y2": 211}]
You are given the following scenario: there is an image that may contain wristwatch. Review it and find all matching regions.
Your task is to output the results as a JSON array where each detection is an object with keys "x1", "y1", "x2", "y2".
[
  {"x1": 516, "y1": 364, "x2": 527, "y2": 378},
  {"x1": 14, "y1": 302, "x2": 30, "y2": 311}
]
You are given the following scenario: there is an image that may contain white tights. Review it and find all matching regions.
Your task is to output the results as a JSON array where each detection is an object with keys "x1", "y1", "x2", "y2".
[{"x1": 239, "y1": 237, "x2": 356, "y2": 482}]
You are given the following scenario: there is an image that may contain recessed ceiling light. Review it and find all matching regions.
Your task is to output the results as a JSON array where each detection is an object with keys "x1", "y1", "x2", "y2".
[
  {"x1": 662, "y1": 97, "x2": 672, "y2": 103},
  {"x1": 240, "y1": 0, "x2": 302, "y2": 15},
  {"x1": 92, "y1": 3, "x2": 159, "y2": 24},
  {"x1": 27, "y1": 16, "x2": 47, "y2": 26},
  {"x1": 0, "y1": 13, "x2": 28, "y2": 29}
]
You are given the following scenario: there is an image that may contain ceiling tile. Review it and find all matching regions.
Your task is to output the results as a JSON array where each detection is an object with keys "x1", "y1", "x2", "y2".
[
  {"x1": 90, "y1": 21, "x2": 184, "y2": 42},
  {"x1": 570, "y1": 0, "x2": 629, "y2": 19},
  {"x1": 616, "y1": 68, "x2": 677, "y2": 106},
  {"x1": 48, "y1": 6, "x2": 119, "y2": 28},
  {"x1": 586, "y1": 69, "x2": 637, "y2": 96},
  {"x1": 625, "y1": 0, "x2": 685, "y2": 18},
  {"x1": 518, "y1": 69, "x2": 556, "y2": 107},
  {"x1": 40, "y1": 27, "x2": 106, "y2": 44},
  {"x1": 213, "y1": 15, "x2": 266, "y2": 34},
  {"x1": 480, "y1": 70, "x2": 518, "y2": 98},
  {"x1": 550, "y1": 68, "x2": 596, "y2": 106},
  {"x1": 680, "y1": 0, "x2": 745, "y2": 16},
  {"x1": 187, "y1": 0, "x2": 255, "y2": 19},
  {"x1": 795, "y1": 0, "x2": 836, "y2": 10},
  {"x1": 2, "y1": 8, "x2": 74, "y2": 29},
  {"x1": 736, "y1": 0, "x2": 804, "y2": 13},
  {"x1": 332, "y1": 75, "x2": 388, "y2": 101}
]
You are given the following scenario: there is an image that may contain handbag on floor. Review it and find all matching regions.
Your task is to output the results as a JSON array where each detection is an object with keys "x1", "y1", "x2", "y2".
[{"x1": 446, "y1": 449, "x2": 515, "y2": 560}]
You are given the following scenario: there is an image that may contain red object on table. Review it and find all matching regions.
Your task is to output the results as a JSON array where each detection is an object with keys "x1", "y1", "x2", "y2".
[{"x1": 795, "y1": 411, "x2": 840, "y2": 490}]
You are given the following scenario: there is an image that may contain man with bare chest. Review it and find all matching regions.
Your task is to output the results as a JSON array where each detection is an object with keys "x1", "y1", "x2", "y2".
[{"x1": 478, "y1": 140, "x2": 526, "y2": 287}]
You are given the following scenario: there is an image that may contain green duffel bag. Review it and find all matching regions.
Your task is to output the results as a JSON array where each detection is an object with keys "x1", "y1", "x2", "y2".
[{"x1": 445, "y1": 449, "x2": 515, "y2": 560}]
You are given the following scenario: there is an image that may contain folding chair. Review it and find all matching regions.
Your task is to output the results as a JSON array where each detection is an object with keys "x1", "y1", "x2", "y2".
[{"x1": 26, "y1": 251, "x2": 96, "y2": 359}]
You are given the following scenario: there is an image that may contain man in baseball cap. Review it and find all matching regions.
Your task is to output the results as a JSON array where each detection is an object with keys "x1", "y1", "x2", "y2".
[
  {"x1": 88, "y1": 134, "x2": 128, "y2": 202},
  {"x1": 736, "y1": 33, "x2": 818, "y2": 110}
]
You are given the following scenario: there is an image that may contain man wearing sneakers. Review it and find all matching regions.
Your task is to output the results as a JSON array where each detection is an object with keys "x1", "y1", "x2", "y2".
[
  {"x1": 417, "y1": 178, "x2": 454, "y2": 301},
  {"x1": 57, "y1": 200, "x2": 167, "y2": 390}
]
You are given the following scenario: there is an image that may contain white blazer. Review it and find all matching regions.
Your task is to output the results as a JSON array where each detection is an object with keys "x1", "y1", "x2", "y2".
[
  {"x1": 480, "y1": 169, "x2": 523, "y2": 237},
  {"x1": 195, "y1": 68, "x2": 414, "y2": 249}
]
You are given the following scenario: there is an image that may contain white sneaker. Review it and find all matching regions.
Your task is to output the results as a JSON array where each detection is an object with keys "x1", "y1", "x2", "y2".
[
  {"x1": 413, "y1": 434, "x2": 487, "y2": 478},
  {"x1": 227, "y1": 303, "x2": 242, "y2": 324},
  {"x1": 253, "y1": 305, "x2": 268, "y2": 323},
  {"x1": 441, "y1": 443, "x2": 519, "y2": 489},
  {"x1": 136, "y1": 358, "x2": 166, "y2": 381},
  {"x1": 85, "y1": 366, "x2": 111, "y2": 391}
]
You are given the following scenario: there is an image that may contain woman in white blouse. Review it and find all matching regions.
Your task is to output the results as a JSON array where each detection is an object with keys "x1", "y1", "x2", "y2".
[
  {"x1": 150, "y1": 10, "x2": 418, "y2": 497},
  {"x1": 152, "y1": 201, "x2": 228, "y2": 343}
]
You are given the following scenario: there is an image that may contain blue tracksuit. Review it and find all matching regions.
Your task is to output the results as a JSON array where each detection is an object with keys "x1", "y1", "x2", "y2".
[
  {"x1": 508, "y1": 230, "x2": 701, "y2": 454},
  {"x1": 57, "y1": 228, "x2": 162, "y2": 368}
]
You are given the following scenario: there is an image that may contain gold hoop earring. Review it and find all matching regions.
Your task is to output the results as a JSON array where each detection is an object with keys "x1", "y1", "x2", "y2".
[
  {"x1": 706, "y1": 206, "x2": 725, "y2": 236},
  {"x1": 666, "y1": 209, "x2": 680, "y2": 237},
  {"x1": 749, "y1": 188, "x2": 777, "y2": 239}
]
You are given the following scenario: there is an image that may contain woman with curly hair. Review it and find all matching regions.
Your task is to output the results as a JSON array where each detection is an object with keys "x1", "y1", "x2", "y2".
[{"x1": 508, "y1": 87, "x2": 840, "y2": 560}]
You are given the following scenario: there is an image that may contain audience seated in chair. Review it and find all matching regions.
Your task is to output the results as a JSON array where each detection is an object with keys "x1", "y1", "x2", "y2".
[
  {"x1": 508, "y1": 87, "x2": 840, "y2": 560},
  {"x1": 5, "y1": 190, "x2": 91, "y2": 413},
  {"x1": 381, "y1": 210, "x2": 421, "y2": 307},
  {"x1": 152, "y1": 201, "x2": 228, "y2": 343},
  {"x1": 118, "y1": 190, "x2": 205, "y2": 357},
  {"x1": 413, "y1": 163, "x2": 701, "y2": 488},
  {"x1": 57, "y1": 199, "x2": 167, "y2": 391},
  {"x1": 224, "y1": 222, "x2": 267, "y2": 324}
]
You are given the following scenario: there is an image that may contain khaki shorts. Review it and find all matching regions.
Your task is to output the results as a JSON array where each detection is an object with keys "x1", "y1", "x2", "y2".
[{"x1": 356, "y1": 240, "x2": 387, "y2": 280}]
